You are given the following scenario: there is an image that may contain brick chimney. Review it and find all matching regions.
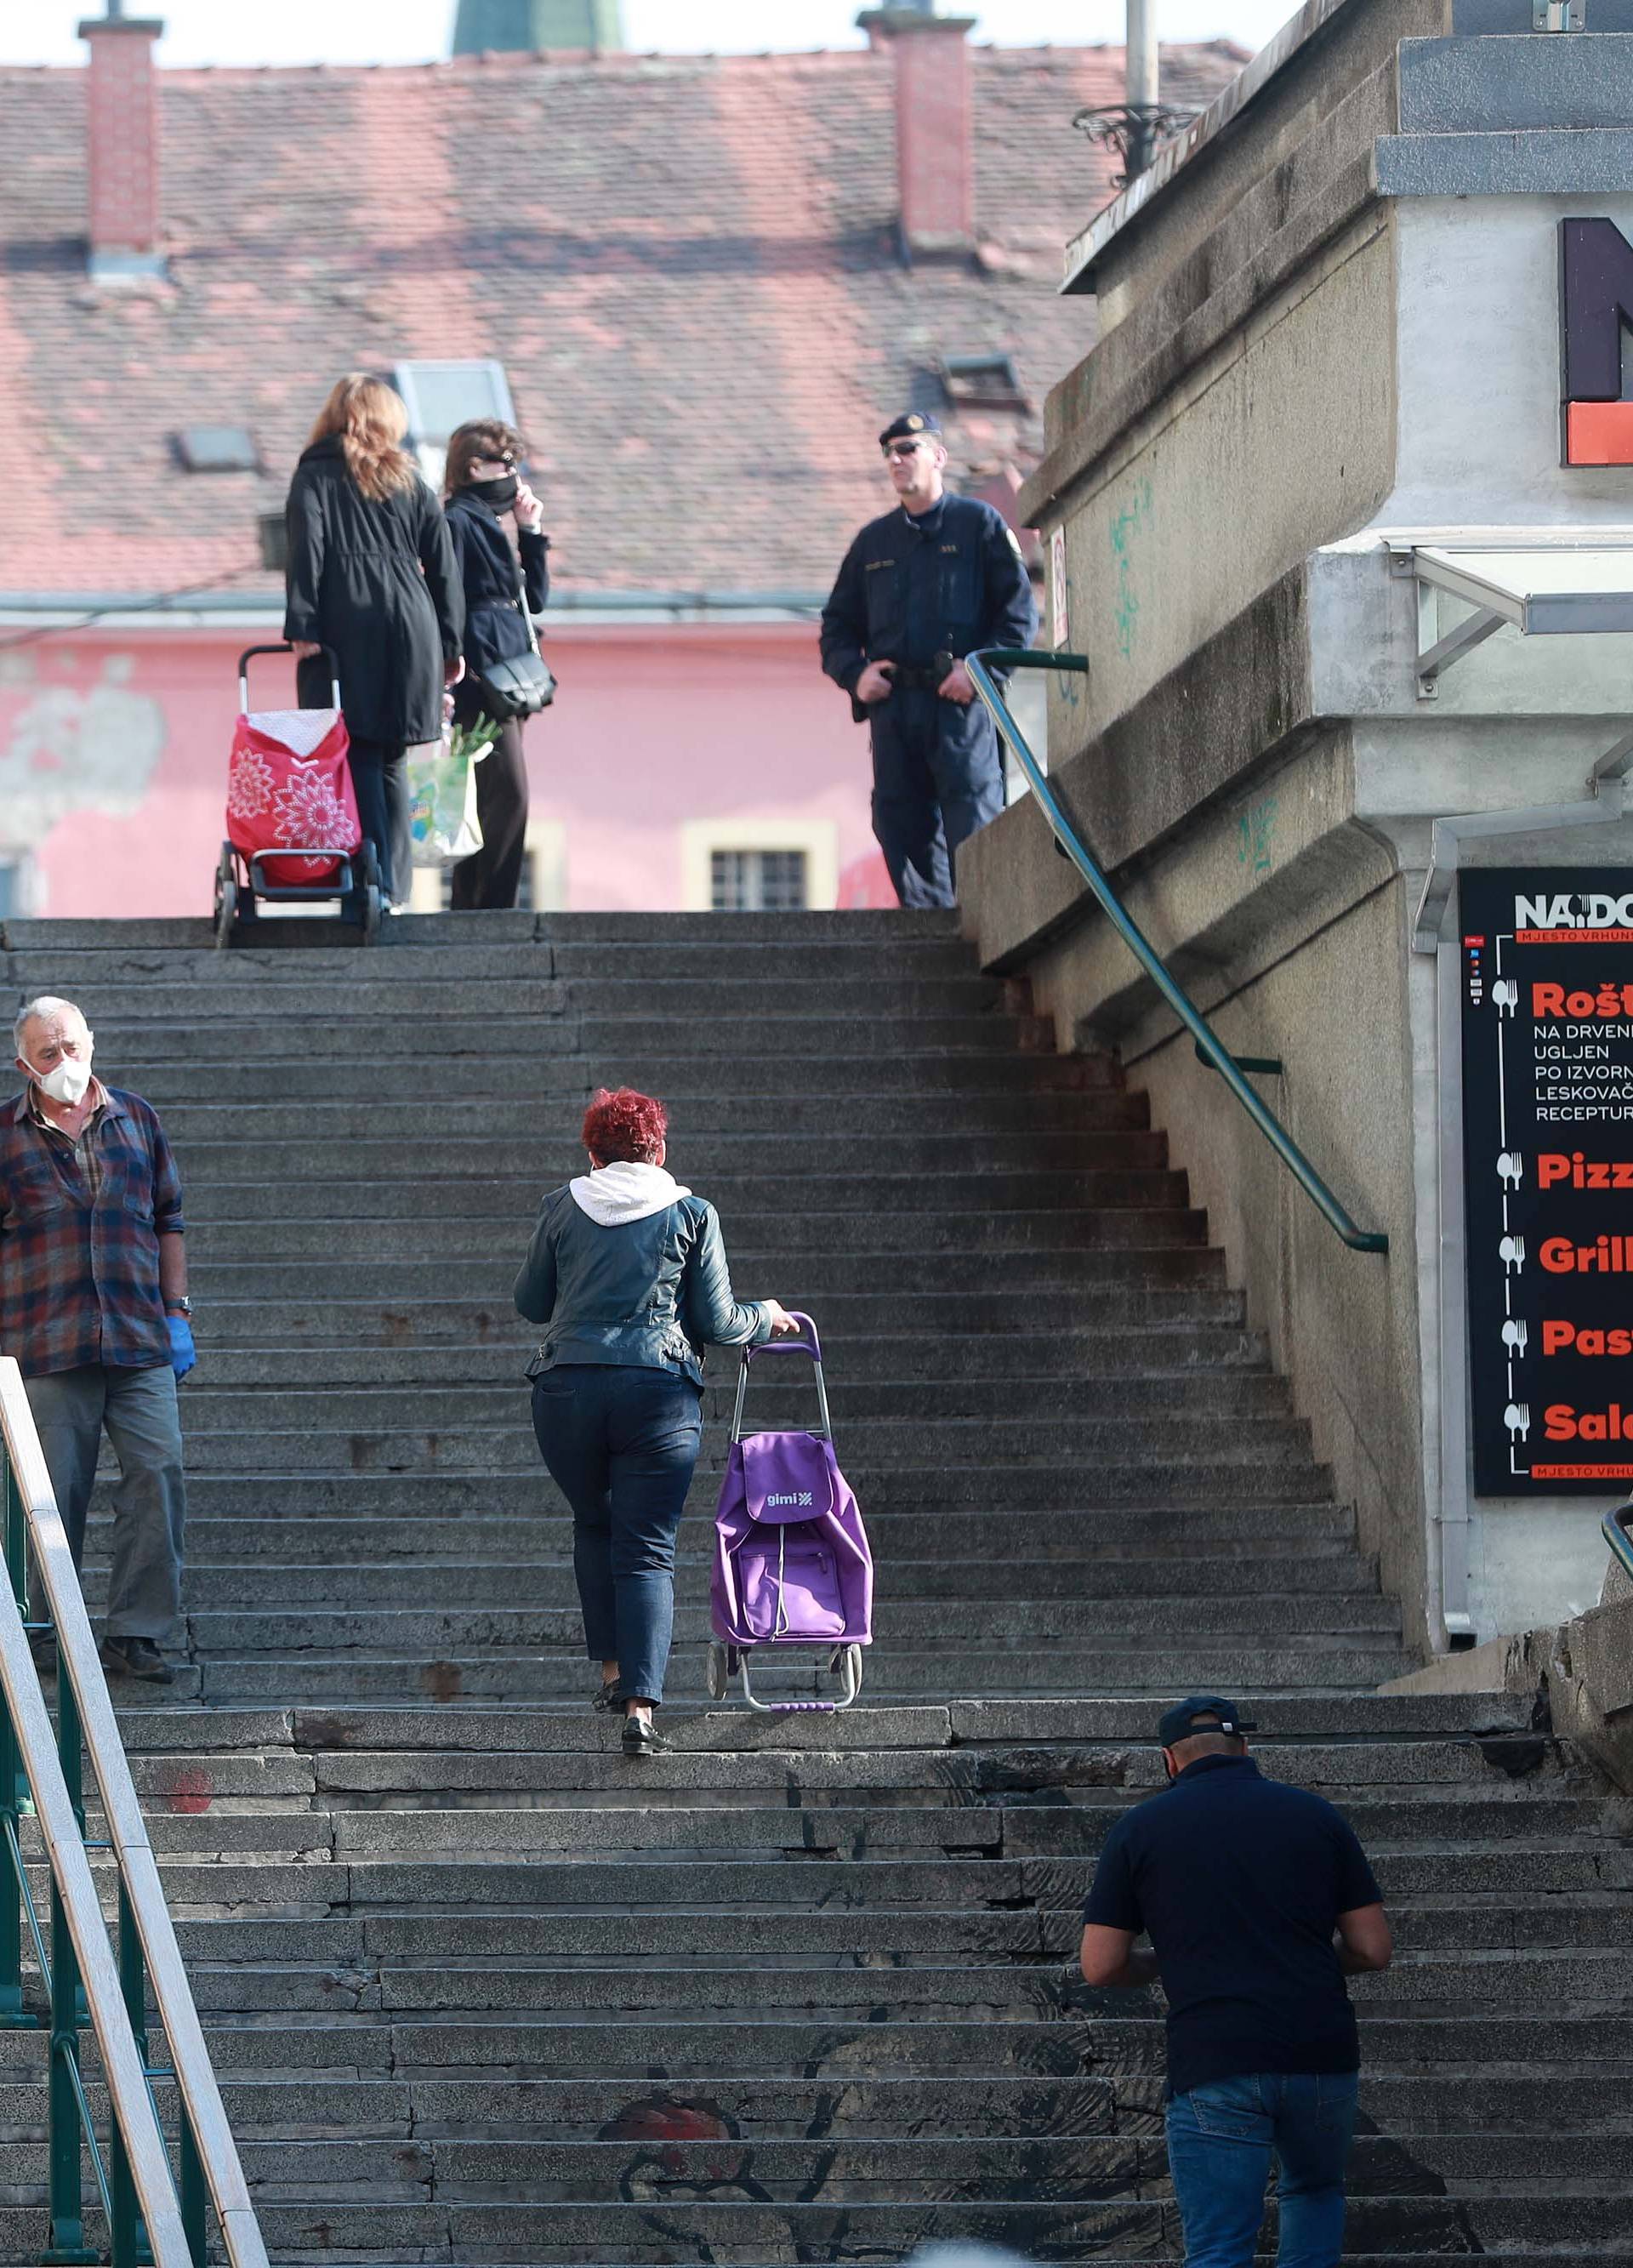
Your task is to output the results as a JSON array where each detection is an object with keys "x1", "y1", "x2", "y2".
[
  {"x1": 856, "y1": 8, "x2": 977, "y2": 259},
  {"x1": 78, "y1": 9, "x2": 166, "y2": 281}
]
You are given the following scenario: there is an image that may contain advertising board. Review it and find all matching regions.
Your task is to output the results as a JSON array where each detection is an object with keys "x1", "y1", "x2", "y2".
[{"x1": 1461, "y1": 869, "x2": 1633, "y2": 1496}]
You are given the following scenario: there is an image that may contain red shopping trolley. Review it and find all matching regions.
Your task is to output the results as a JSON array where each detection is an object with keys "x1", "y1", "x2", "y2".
[{"x1": 212, "y1": 644, "x2": 383, "y2": 948}]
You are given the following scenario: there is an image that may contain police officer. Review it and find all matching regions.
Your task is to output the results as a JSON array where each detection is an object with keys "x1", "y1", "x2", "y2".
[{"x1": 820, "y1": 413, "x2": 1037, "y2": 908}]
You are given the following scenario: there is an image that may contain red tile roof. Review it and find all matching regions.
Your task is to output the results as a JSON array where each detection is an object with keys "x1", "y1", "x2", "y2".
[{"x1": 0, "y1": 42, "x2": 1244, "y2": 602}]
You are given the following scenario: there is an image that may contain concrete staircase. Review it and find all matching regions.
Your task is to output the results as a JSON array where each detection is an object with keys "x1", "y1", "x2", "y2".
[{"x1": 1, "y1": 911, "x2": 1627, "y2": 2266}]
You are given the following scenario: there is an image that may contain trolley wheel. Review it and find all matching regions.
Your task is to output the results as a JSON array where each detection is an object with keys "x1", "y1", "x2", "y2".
[
  {"x1": 212, "y1": 846, "x2": 237, "y2": 951},
  {"x1": 361, "y1": 881, "x2": 382, "y2": 944},
  {"x1": 830, "y1": 1644, "x2": 863, "y2": 1703},
  {"x1": 704, "y1": 1642, "x2": 729, "y2": 1702}
]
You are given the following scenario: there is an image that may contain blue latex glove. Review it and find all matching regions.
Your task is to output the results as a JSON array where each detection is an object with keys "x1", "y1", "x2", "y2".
[{"x1": 167, "y1": 1314, "x2": 196, "y2": 1380}]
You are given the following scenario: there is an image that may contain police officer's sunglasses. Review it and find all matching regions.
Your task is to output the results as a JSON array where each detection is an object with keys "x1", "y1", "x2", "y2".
[{"x1": 884, "y1": 440, "x2": 927, "y2": 461}]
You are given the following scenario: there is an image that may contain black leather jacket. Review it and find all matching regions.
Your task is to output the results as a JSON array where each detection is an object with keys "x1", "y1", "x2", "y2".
[{"x1": 514, "y1": 1188, "x2": 771, "y2": 1387}]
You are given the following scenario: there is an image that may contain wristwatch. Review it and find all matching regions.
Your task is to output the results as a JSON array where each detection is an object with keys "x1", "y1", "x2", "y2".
[{"x1": 167, "y1": 1296, "x2": 193, "y2": 1317}]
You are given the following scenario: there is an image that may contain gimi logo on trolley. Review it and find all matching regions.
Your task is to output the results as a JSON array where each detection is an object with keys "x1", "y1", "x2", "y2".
[
  {"x1": 1561, "y1": 219, "x2": 1633, "y2": 466},
  {"x1": 765, "y1": 1491, "x2": 814, "y2": 1509},
  {"x1": 1515, "y1": 891, "x2": 1633, "y2": 928}
]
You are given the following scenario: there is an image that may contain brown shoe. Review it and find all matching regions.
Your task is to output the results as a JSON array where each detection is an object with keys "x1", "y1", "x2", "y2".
[{"x1": 100, "y1": 1636, "x2": 176, "y2": 1685}]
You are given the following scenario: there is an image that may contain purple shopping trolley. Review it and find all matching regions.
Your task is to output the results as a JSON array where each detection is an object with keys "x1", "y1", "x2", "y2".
[{"x1": 707, "y1": 1311, "x2": 873, "y2": 1711}]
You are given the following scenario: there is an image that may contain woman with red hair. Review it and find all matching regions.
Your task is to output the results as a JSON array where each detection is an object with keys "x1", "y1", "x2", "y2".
[{"x1": 515, "y1": 1087, "x2": 795, "y2": 1755}]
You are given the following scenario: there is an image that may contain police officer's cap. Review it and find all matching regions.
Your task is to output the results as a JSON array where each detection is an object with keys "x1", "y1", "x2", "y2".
[{"x1": 879, "y1": 412, "x2": 943, "y2": 448}]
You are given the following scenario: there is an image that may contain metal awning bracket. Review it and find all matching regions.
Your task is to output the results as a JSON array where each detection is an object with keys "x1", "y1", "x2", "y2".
[{"x1": 1391, "y1": 539, "x2": 1633, "y2": 700}]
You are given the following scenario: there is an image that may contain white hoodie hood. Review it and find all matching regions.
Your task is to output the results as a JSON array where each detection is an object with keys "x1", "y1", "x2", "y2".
[{"x1": 568, "y1": 1160, "x2": 692, "y2": 1228}]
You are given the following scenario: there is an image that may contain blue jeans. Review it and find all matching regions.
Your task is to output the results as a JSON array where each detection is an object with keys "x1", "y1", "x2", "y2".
[
  {"x1": 530, "y1": 1364, "x2": 703, "y2": 1706},
  {"x1": 1165, "y1": 2071, "x2": 1358, "y2": 2268}
]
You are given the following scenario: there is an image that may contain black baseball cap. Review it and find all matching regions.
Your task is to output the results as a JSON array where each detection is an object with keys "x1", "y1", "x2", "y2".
[
  {"x1": 1157, "y1": 1694, "x2": 1258, "y2": 1747},
  {"x1": 879, "y1": 411, "x2": 943, "y2": 447}
]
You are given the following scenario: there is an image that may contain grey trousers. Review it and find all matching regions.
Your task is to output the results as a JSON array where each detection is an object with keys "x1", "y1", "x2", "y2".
[{"x1": 23, "y1": 1364, "x2": 185, "y2": 1641}]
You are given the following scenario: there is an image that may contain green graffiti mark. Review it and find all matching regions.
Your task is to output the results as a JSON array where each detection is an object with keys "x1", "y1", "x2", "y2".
[
  {"x1": 1108, "y1": 479, "x2": 1152, "y2": 660},
  {"x1": 1238, "y1": 795, "x2": 1277, "y2": 876}
]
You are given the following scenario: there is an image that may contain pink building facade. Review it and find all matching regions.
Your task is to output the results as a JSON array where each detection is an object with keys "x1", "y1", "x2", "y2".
[{"x1": 0, "y1": 618, "x2": 893, "y2": 920}]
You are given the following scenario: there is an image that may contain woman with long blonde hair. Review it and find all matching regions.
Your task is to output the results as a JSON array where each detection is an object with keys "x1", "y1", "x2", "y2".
[{"x1": 283, "y1": 374, "x2": 465, "y2": 906}]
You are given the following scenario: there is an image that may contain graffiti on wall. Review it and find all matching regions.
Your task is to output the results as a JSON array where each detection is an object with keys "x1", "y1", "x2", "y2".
[{"x1": 0, "y1": 654, "x2": 165, "y2": 851}]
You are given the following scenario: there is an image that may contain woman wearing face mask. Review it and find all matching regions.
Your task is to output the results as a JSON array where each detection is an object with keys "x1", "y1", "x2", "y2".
[
  {"x1": 283, "y1": 374, "x2": 466, "y2": 909},
  {"x1": 442, "y1": 419, "x2": 551, "y2": 910}
]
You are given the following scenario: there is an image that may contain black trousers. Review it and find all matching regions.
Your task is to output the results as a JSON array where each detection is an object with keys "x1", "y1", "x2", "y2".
[
  {"x1": 451, "y1": 711, "x2": 531, "y2": 910},
  {"x1": 346, "y1": 737, "x2": 413, "y2": 904},
  {"x1": 869, "y1": 688, "x2": 1004, "y2": 909}
]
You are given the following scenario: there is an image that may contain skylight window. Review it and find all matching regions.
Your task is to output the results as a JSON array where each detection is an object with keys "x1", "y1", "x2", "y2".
[
  {"x1": 393, "y1": 361, "x2": 518, "y2": 486},
  {"x1": 175, "y1": 426, "x2": 259, "y2": 472},
  {"x1": 941, "y1": 355, "x2": 1029, "y2": 413}
]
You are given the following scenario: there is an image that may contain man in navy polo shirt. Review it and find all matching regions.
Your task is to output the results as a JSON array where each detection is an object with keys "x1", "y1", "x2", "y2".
[{"x1": 1080, "y1": 1695, "x2": 1392, "y2": 2268}]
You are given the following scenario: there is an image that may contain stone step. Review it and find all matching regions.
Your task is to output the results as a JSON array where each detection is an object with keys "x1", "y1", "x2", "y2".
[
  {"x1": 92, "y1": 1011, "x2": 1051, "y2": 1061},
  {"x1": 259, "y1": 1125, "x2": 1174, "y2": 1182},
  {"x1": 188, "y1": 1645, "x2": 1419, "y2": 1706},
  {"x1": 7, "y1": 2009, "x2": 1629, "y2": 2082},
  {"x1": 156, "y1": 1942, "x2": 1627, "y2": 2020},
  {"x1": 185, "y1": 1249, "x2": 1231, "y2": 1302},
  {"x1": 70, "y1": 976, "x2": 1020, "y2": 1022},
  {"x1": 8, "y1": 936, "x2": 982, "y2": 988},
  {"x1": 113, "y1": 1547, "x2": 1376, "y2": 1612},
  {"x1": 159, "y1": 1088, "x2": 1151, "y2": 1142},
  {"x1": 11, "y1": 2126, "x2": 1631, "y2": 2209},
  {"x1": 176, "y1": 1128, "x2": 1163, "y2": 1182},
  {"x1": 3, "y1": 909, "x2": 959, "y2": 949},
  {"x1": 3, "y1": 2067, "x2": 1620, "y2": 2145},
  {"x1": 96, "y1": 1462, "x2": 1339, "y2": 1514},
  {"x1": 189, "y1": 1289, "x2": 1239, "y2": 1358},
  {"x1": 176, "y1": 1588, "x2": 1402, "y2": 1655},
  {"x1": 161, "y1": 1505, "x2": 1356, "y2": 1565},
  {"x1": 176, "y1": 1165, "x2": 1191, "y2": 1222},
  {"x1": 174, "y1": 1373, "x2": 1296, "y2": 1430},
  {"x1": 116, "y1": 1049, "x2": 1123, "y2": 1104},
  {"x1": 146, "y1": 1886, "x2": 1628, "y2": 1967},
  {"x1": 190, "y1": 1325, "x2": 1272, "y2": 1387}
]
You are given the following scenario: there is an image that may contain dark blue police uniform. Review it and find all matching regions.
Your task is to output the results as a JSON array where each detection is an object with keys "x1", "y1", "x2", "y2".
[{"x1": 820, "y1": 475, "x2": 1037, "y2": 909}]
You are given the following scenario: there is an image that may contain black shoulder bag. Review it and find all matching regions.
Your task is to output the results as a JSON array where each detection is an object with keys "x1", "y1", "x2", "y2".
[{"x1": 477, "y1": 553, "x2": 555, "y2": 719}]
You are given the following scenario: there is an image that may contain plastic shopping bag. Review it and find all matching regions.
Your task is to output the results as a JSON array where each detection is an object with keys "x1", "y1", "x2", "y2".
[{"x1": 407, "y1": 728, "x2": 488, "y2": 866}]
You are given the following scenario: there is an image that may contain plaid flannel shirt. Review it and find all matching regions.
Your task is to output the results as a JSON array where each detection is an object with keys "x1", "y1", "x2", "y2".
[{"x1": 0, "y1": 1085, "x2": 185, "y2": 1378}]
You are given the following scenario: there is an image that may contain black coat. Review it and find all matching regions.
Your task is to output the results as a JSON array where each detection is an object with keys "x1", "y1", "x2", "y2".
[
  {"x1": 445, "y1": 488, "x2": 550, "y2": 680},
  {"x1": 282, "y1": 436, "x2": 464, "y2": 746}
]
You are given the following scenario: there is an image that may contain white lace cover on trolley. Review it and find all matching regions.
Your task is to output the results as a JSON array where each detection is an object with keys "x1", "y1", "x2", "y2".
[{"x1": 244, "y1": 706, "x2": 340, "y2": 757}]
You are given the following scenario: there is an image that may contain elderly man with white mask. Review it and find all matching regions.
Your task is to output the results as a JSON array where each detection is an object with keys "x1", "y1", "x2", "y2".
[{"x1": 0, "y1": 997, "x2": 194, "y2": 1684}]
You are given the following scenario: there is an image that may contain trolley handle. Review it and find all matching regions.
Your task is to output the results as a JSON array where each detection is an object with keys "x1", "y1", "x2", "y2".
[
  {"x1": 744, "y1": 1310, "x2": 822, "y2": 1364},
  {"x1": 238, "y1": 642, "x2": 341, "y2": 712},
  {"x1": 731, "y1": 1314, "x2": 831, "y2": 1443}
]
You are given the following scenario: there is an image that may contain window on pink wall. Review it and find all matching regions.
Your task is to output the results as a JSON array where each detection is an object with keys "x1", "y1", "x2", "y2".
[{"x1": 709, "y1": 849, "x2": 808, "y2": 914}]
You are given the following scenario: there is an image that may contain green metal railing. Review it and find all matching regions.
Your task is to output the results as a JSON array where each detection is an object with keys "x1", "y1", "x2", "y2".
[
  {"x1": 1604, "y1": 1502, "x2": 1633, "y2": 1585},
  {"x1": 0, "y1": 1359, "x2": 265, "y2": 2268},
  {"x1": 967, "y1": 649, "x2": 1388, "y2": 1256}
]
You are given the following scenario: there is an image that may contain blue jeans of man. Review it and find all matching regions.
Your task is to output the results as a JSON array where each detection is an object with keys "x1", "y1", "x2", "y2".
[
  {"x1": 1164, "y1": 2071, "x2": 1359, "y2": 2268},
  {"x1": 23, "y1": 1364, "x2": 186, "y2": 1641},
  {"x1": 869, "y1": 687, "x2": 1004, "y2": 909},
  {"x1": 529, "y1": 1364, "x2": 703, "y2": 1706}
]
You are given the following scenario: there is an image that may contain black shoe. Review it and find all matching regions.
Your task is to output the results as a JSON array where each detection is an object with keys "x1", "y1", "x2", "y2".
[
  {"x1": 621, "y1": 1715, "x2": 669, "y2": 1757},
  {"x1": 100, "y1": 1636, "x2": 176, "y2": 1685},
  {"x1": 591, "y1": 1680, "x2": 623, "y2": 1714}
]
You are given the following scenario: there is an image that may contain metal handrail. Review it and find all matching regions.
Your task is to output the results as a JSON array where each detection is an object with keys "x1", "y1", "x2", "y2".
[
  {"x1": 0, "y1": 1357, "x2": 270, "y2": 2268},
  {"x1": 1604, "y1": 1502, "x2": 1633, "y2": 1584},
  {"x1": 967, "y1": 649, "x2": 1388, "y2": 1255}
]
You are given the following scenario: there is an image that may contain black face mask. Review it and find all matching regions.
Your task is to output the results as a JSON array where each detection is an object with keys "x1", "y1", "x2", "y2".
[{"x1": 469, "y1": 474, "x2": 518, "y2": 510}]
